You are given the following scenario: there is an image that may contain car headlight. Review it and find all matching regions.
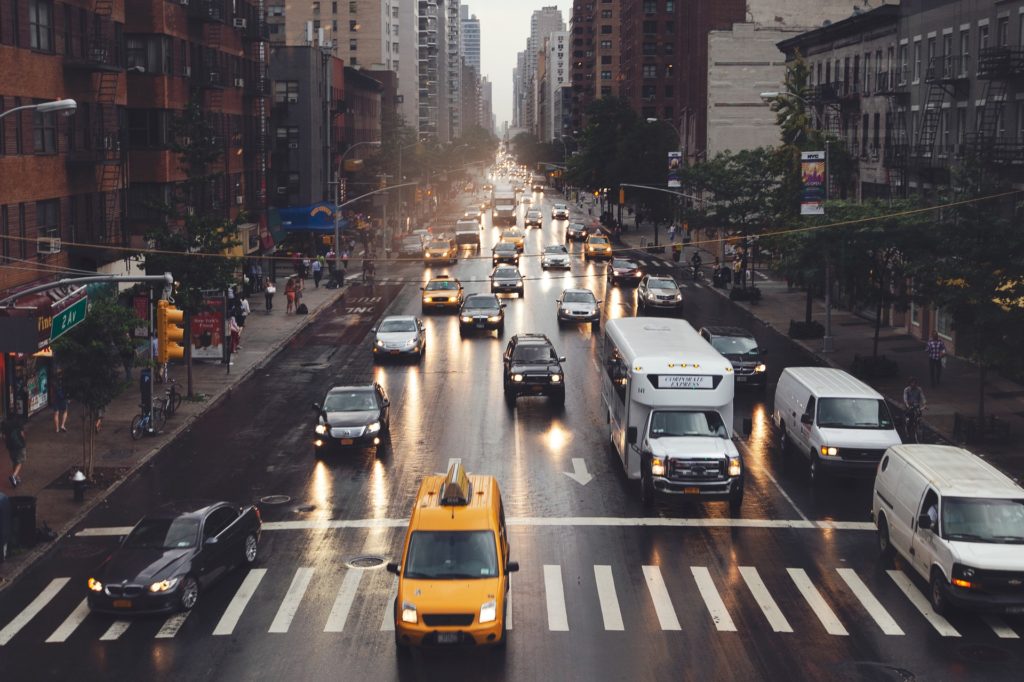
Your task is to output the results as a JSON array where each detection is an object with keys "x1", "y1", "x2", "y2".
[
  {"x1": 149, "y1": 577, "x2": 180, "y2": 593},
  {"x1": 487, "y1": 315, "x2": 501, "y2": 321},
  {"x1": 461, "y1": 315, "x2": 473, "y2": 322},
  {"x1": 366, "y1": 422, "x2": 381, "y2": 434},
  {"x1": 560, "y1": 307, "x2": 570, "y2": 315},
  {"x1": 87, "y1": 577, "x2": 103, "y2": 592},
  {"x1": 479, "y1": 599, "x2": 497, "y2": 624},
  {"x1": 820, "y1": 446, "x2": 838, "y2": 456},
  {"x1": 513, "y1": 374, "x2": 524, "y2": 382},
  {"x1": 448, "y1": 296, "x2": 458, "y2": 302},
  {"x1": 673, "y1": 293, "x2": 682, "y2": 301},
  {"x1": 728, "y1": 457, "x2": 742, "y2": 477},
  {"x1": 404, "y1": 339, "x2": 417, "y2": 347},
  {"x1": 315, "y1": 423, "x2": 328, "y2": 435},
  {"x1": 401, "y1": 602, "x2": 418, "y2": 624},
  {"x1": 551, "y1": 374, "x2": 562, "y2": 383},
  {"x1": 952, "y1": 563, "x2": 976, "y2": 589},
  {"x1": 651, "y1": 457, "x2": 666, "y2": 477},
  {"x1": 376, "y1": 339, "x2": 385, "y2": 347},
  {"x1": 754, "y1": 363, "x2": 767, "y2": 373},
  {"x1": 646, "y1": 291, "x2": 658, "y2": 300}
]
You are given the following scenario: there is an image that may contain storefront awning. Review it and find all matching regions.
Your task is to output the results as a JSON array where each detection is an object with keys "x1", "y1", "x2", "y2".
[{"x1": 272, "y1": 202, "x2": 350, "y2": 234}]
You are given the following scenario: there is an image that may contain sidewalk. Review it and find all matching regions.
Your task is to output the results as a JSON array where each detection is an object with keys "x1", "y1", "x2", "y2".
[
  {"x1": 612, "y1": 214, "x2": 1024, "y2": 481},
  {"x1": 0, "y1": 279, "x2": 348, "y2": 585}
]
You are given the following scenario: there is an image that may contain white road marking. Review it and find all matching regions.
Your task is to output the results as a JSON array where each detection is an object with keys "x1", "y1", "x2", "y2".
[
  {"x1": 691, "y1": 567, "x2": 737, "y2": 632},
  {"x1": 155, "y1": 612, "x2": 190, "y2": 639},
  {"x1": 213, "y1": 569, "x2": 267, "y2": 636},
  {"x1": 734, "y1": 438, "x2": 809, "y2": 523},
  {"x1": 787, "y1": 568, "x2": 848, "y2": 636},
  {"x1": 836, "y1": 568, "x2": 904, "y2": 636},
  {"x1": 594, "y1": 565, "x2": 624, "y2": 631},
  {"x1": 0, "y1": 577, "x2": 69, "y2": 646},
  {"x1": 324, "y1": 570, "x2": 364, "y2": 633},
  {"x1": 99, "y1": 620, "x2": 131, "y2": 641},
  {"x1": 269, "y1": 567, "x2": 315, "y2": 633},
  {"x1": 642, "y1": 565, "x2": 681, "y2": 631},
  {"x1": 544, "y1": 565, "x2": 569, "y2": 631},
  {"x1": 886, "y1": 570, "x2": 960, "y2": 637},
  {"x1": 563, "y1": 458, "x2": 594, "y2": 486},
  {"x1": 45, "y1": 598, "x2": 90, "y2": 643},
  {"x1": 380, "y1": 579, "x2": 398, "y2": 631},
  {"x1": 982, "y1": 615, "x2": 1019, "y2": 639},
  {"x1": 738, "y1": 566, "x2": 793, "y2": 633}
]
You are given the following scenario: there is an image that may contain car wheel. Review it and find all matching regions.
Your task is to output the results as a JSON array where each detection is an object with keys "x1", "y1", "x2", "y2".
[
  {"x1": 551, "y1": 391, "x2": 565, "y2": 408},
  {"x1": 778, "y1": 426, "x2": 789, "y2": 457},
  {"x1": 243, "y1": 533, "x2": 259, "y2": 565},
  {"x1": 809, "y1": 451, "x2": 827, "y2": 485},
  {"x1": 504, "y1": 390, "x2": 515, "y2": 408},
  {"x1": 591, "y1": 319, "x2": 600, "y2": 330},
  {"x1": 729, "y1": 483, "x2": 744, "y2": 515},
  {"x1": 930, "y1": 568, "x2": 950, "y2": 616},
  {"x1": 178, "y1": 575, "x2": 199, "y2": 612},
  {"x1": 640, "y1": 461, "x2": 656, "y2": 510},
  {"x1": 498, "y1": 322, "x2": 505, "y2": 336},
  {"x1": 877, "y1": 516, "x2": 894, "y2": 561}
]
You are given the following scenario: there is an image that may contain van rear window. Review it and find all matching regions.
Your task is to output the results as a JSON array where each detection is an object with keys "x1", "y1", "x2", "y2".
[{"x1": 816, "y1": 398, "x2": 893, "y2": 429}]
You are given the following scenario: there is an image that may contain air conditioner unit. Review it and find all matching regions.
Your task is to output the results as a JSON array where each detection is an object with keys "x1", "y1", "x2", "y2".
[
  {"x1": 233, "y1": 18, "x2": 247, "y2": 29},
  {"x1": 184, "y1": 66, "x2": 191, "y2": 77},
  {"x1": 37, "y1": 237, "x2": 61, "y2": 254},
  {"x1": 287, "y1": 142, "x2": 299, "y2": 149},
  {"x1": 236, "y1": 195, "x2": 245, "y2": 205},
  {"x1": 234, "y1": 77, "x2": 245, "y2": 87}
]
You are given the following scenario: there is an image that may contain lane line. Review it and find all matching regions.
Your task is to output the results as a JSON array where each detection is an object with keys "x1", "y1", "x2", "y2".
[
  {"x1": 734, "y1": 437, "x2": 809, "y2": 523},
  {"x1": 982, "y1": 615, "x2": 1019, "y2": 639},
  {"x1": 594, "y1": 565, "x2": 624, "y2": 631},
  {"x1": 99, "y1": 620, "x2": 131, "y2": 641},
  {"x1": 543, "y1": 565, "x2": 569, "y2": 631},
  {"x1": 45, "y1": 598, "x2": 90, "y2": 644},
  {"x1": 324, "y1": 570, "x2": 364, "y2": 633},
  {"x1": 0, "y1": 577, "x2": 70, "y2": 646},
  {"x1": 155, "y1": 612, "x2": 190, "y2": 639},
  {"x1": 213, "y1": 569, "x2": 267, "y2": 636},
  {"x1": 380, "y1": 579, "x2": 398, "y2": 631},
  {"x1": 268, "y1": 567, "x2": 315, "y2": 633},
  {"x1": 738, "y1": 566, "x2": 793, "y2": 633},
  {"x1": 836, "y1": 568, "x2": 904, "y2": 636},
  {"x1": 787, "y1": 568, "x2": 848, "y2": 636},
  {"x1": 886, "y1": 570, "x2": 960, "y2": 637},
  {"x1": 691, "y1": 567, "x2": 737, "y2": 632},
  {"x1": 642, "y1": 565, "x2": 681, "y2": 631}
]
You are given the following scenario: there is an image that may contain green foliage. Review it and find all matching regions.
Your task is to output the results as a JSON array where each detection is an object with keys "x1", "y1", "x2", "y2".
[
  {"x1": 682, "y1": 148, "x2": 783, "y2": 235},
  {"x1": 565, "y1": 97, "x2": 640, "y2": 189}
]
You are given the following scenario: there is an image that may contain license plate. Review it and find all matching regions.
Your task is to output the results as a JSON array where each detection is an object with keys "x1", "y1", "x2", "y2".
[
  {"x1": 340, "y1": 438, "x2": 354, "y2": 445},
  {"x1": 112, "y1": 599, "x2": 132, "y2": 609},
  {"x1": 736, "y1": 376, "x2": 747, "y2": 382},
  {"x1": 532, "y1": 385, "x2": 543, "y2": 392},
  {"x1": 436, "y1": 632, "x2": 460, "y2": 644},
  {"x1": 390, "y1": 350, "x2": 400, "y2": 355},
  {"x1": 475, "y1": 323, "x2": 485, "y2": 328},
  {"x1": 683, "y1": 487, "x2": 700, "y2": 495}
]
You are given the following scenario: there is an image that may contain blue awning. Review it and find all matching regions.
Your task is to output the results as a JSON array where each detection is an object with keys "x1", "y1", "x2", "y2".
[{"x1": 272, "y1": 202, "x2": 349, "y2": 233}]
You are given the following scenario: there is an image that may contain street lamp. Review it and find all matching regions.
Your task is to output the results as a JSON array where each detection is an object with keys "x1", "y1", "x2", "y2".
[
  {"x1": 331, "y1": 140, "x2": 381, "y2": 275},
  {"x1": 0, "y1": 98, "x2": 77, "y2": 121}
]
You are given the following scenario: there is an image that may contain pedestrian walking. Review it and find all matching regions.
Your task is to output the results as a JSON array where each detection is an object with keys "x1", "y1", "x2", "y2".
[
  {"x1": 301, "y1": 256, "x2": 311, "y2": 279},
  {"x1": 311, "y1": 257, "x2": 323, "y2": 288},
  {"x1": 3, "y1": 416, "x2": 27, "y2": 488},
  {"x1": 229, "y1": 315, "x2": 241, "y2": 354},
  {"x1": 236, "y1": 296, "x2": 250, "y2": 349},
  {"x1": 52, "y1": 378, "x2": 69, "y2": 433},
  {"x1": 668, "y1": 224, "x2": 677, "y2": 243},
  {"x1": 285, "y1": 278, "x2": 296, "y2": 314},
  {"x1": 264, "y1": 279, "x2": 276, "y2": 312},
  {"x1": 926, "y1": 332, "x2": 947, "y2": 387}
]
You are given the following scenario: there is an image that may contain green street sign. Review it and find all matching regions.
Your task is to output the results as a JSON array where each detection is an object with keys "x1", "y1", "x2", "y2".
[{"x1": 50, "y1": 293, "x2": 88, "y2": 343}]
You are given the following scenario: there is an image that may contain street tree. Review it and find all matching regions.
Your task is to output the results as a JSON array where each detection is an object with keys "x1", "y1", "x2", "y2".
[{"x1": 53, "y1": 292, "x2": 138, "y2": 478}]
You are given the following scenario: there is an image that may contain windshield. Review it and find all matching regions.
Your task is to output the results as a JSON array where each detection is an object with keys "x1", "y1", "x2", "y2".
[
  {"x1": 427, "y1": 241, "x2": 449, "y2": 249},
  {"x1": 324, "y1": 391, "x2": 377, "y2": 412},
  {"x1": 942, "y1": 498, "x2": 1024, "y2": 543},
  {"x1": 563, "y1": 291, "x2": 595, "y2": 304},
  {"x1": 649, "y1": 279, "x2": 677, "y2": 290},
  {"x1": 125, "y1": 517, "x2": 199, "y2": 550},
  {"x1": 426, "y1": 280, "x2": 459, "y2": 290},
  {"x1": 816, "y1": 398, "x2": 893, "y2": 429},
  {"x1": 378, "y1": 319, "x2": 417, "y2": 333},
  {"x1": 589, "y1": 237, "x2": 609, "y2": 245},
  {"x1": 512, "y1": 345, "x2": 556, "y2": 363},
  {"x1": 545, "y1": 245, "x2": 568, "y2": 254},
  {"x1": 612, "y1": 260, "x2": 637, "y2": 270},
  {"x1": 494, "y1": 268, "x2": 520, "y2": 279},
  {"x1": 464, "y1": 296, "x2": 497, "y2": 309},
  {"x1": 649, "y1": 411, "x2": 728, "y2": 439},
  {"x1": 710, "y1": 335, "x2": 759, "y2": 356},
  {"x1": 494, "y1": 243, "x2": 516, "y2": 252},
  {"x1": 404, "y1": 530, "x2": 499, "y2": 579},
  {"x1": 402, "y1": 237, "x2": 421, "y2": 246}
]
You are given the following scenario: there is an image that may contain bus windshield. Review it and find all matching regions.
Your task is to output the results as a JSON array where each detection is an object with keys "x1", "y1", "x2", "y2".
[{"x1": 649, "y1": 411, "x2": 728, "y2": 439}]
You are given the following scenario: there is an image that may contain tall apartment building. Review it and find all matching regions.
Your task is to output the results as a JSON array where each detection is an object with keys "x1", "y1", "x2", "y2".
[
  {"x1": 480, "y1": 75, "x2": 493, "y2": 135},
  {"x1": 460, "y1": 5, "x2": 479, "y2": 71},
  {"x1": 461, "y1": 62, "x2": 480, "y2": 130},
  {"x1": 541, "y1": 31, "x2": 569, "y2": 141},
  {"x1": 417, "y1": 0, "x2": 446, "y2": 141},
  {"x1": 446, "y1": 0, "x2": 461, "y2": 140},
  {"x1": 513, "y1": 51, "x2": 526, "y2": 128},
  {"x1": 523, "y1": 6, "x2": 564, "y2": 136},
  {"x1": 569, "y1": 0, "x2": 594, "y2": 133}
]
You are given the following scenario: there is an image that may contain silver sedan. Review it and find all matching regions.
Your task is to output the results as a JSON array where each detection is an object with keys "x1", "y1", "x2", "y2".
[
  {"x1": 556, "y1": 288, "x2": 601, "y2": 327},
  {"x1": 372, "y1": 315, "x2": 426, "y2": 361}
]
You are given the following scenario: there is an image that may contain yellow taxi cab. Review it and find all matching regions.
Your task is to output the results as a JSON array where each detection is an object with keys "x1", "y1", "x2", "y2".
[
  {"x1": 387, "y1": 462, "x2": 519, "y2": 649},
  {"x1": 423, "y1": 237, "x2": 458, "y2": 265},
  {"x1": 583, "y1": 233, "x2": 613, "y2": 261},
  {"x1": 420, "y1": 275, "x2": 464, "y2": 313},
  {"x1": 499, "y1": 228, "x2": 525, "y2": 252}
]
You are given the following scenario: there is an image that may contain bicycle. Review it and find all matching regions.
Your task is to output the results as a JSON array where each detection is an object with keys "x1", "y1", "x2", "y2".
[
  {"x1": 903, "y1": 405, "x2": 924, "y2": 444},
  {"x1": 130, "y1": 402, "x2": 167, "y2": 441},
  {"x1": 164, "y1": 379, "x2": 183, "y2": 418}
]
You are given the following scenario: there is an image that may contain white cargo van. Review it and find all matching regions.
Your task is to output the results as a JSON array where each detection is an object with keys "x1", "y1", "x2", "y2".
[
  {"x1": 872, "y1": 444, "x2": 1024, "y2": 615},
  {"x1": 602, "y1": 318, "x2": 744, "y2": 511},
  {"x1": 772, "y1": 367, "x2": 901, "y2": 483}
]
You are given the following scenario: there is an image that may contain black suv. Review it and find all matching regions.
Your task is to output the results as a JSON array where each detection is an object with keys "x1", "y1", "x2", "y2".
[
  {"x1": 699, "y1": 326, "x2": 768, "y2": 389},
  {"x1": 459, "y1": 294, "x2": 506, "y2": 337},
  {"x1": 502, "y1": 334, "x2": 566, "y2": 407}
]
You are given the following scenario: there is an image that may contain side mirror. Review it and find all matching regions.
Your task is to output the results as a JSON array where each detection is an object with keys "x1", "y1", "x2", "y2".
[
  {"x1": 507, "y1": 560, "x2": 520, "y2": 573},
  {"x1": 800, "y1": 413, "x2": 813, "y2": 425},
  {"x1": 626, "y1": 426, "x2": 638, "y2": 445},
  {"x1": 311, "y1": 402, "x2": 321, "y2": 413},
  {"x1": 559, "y1": 356, "x2": 566, "y2": 362},
  {"x1": 386, "y1": 562, "x2": 400, "y2": 575},
  {"x1": 917, "y1": 513, "x2": 932, "y2": 530},
  {"x1": 204, "y1": 536, "x2": 219, "y2": 546},
  {"x1": 501, "y1": 304, "x2": 507, "y2": 309},
  {"x1": 742, "y1": 418, "x2": 753, "y2": 437},
  {"x1": 419, "y1": 287, "x2": 424, "y2": 291},
  {"x1": 381, "y1": 398, "x2": 390, "y2": 408}
]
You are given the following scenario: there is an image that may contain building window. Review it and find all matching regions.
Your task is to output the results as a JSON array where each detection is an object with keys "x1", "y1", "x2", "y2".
[
  {"x1": 600, "y1": 10, "x2": 611, "y2": 18},
  {"x1": 273, "y1": 80, "x2": 299, "y2": 103},
  {"x1": 18, "y1": 204, "x2": 26, "y2": 259},
  {"x1": 913, "y1": 40, "x2": 921, "y2": 81},
  {"x1": 29, "y1": 0, "x2": 53, "y2": 52},
  {"x1": 956, "y1": 108, "x2": 966, "y2": 147},
  {"x1": 939, "y1": 109, "x2": 949, "y2": 153},
  {"x1": 642, "y1": 42, "x2": 655, "y2": 56},
  {"x1": 665, "y1": 0, "x2": 675, "y2": 11},
  {"x1": 600, "y1": 25, "x2": 611, "y2": 34},
  {"x1": 35, "y1": 199, "x2": 59, "y2": 240},
  {"x1": 979, "y1": 24, "x2": 989, "y2": 52},
  {"x1": 642, "y1": 64, "x2": 656, "y2": 78},
  {"x1": 600, "y1": 70, "x2": 611, "y2": 80},
  {"x1": 33, "y1": 106, "x2": 56, "y2": 154},
  {"x1": 350, "y1": 20, "x2": 358, "y2": 31},
  {"x1": 926, "y1": 37, "x2": 936, "y2": 78},
  {"x1": 959, "y1": 30, "x2": 969, "y2": 75},
  {"x1": 873, "y1": 112, "x2": 881, "y2": 148},
  {"x1": 997, "y1": 17, "x2": 1008, "y2": 47},
  {"x1": 643, "y1": 0, "x2": 656, "y2": 12},
  {"x1": 663, "y1": 42, "x2": 673, "y2": 55},
  {"x1": 643, "y1": 21, "x2": 657, "y2": 34},
  {"x1": 898, "y1": 44, "x2": 908, "y2": 84},
  {"x1": 276, "y1": 126, "x2": 299, "y2": 141},
  {"x1": 935, "y1": 307, "x2": 953, "y2": 339},
  {"x1": 332, "y1": 1, "x2": 337, "y2": 13},
  {"x1": 601, "y1": 55, "x2": 611, "y2": 64},
  {"x1": 910, "y1": 302, "x2": 920, "y2": 326},
  {"x1": 600, "y1": 40, "x2": 611, "y2": 49},
  {"x1": 350, "y1": 39, "x2": 357, "y2": 51}
]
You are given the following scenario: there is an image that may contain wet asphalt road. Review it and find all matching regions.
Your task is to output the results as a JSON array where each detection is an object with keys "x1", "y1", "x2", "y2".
[{"x1": 0, "y1": 188, "x2": 1021, "y2": 682}]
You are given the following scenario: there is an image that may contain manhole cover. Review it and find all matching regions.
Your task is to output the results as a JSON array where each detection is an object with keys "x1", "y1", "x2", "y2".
[
  {"x1": 260, "y1": 494, "x2": 291, "y2": 505},
  {"x1": 957, "y1": 644, "x2": 1013, "y2": 664},
  {"x1": 346, "y1": 555, "x2": 387, "y2": 569}
]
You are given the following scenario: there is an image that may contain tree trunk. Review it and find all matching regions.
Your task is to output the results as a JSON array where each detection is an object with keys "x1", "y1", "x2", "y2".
[{"x1": 805, "y1": 285, "x2": 813, "y2": 325}]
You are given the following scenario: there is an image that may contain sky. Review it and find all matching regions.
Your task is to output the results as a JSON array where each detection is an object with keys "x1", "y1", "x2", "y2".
[{"x1": 468, "y1": 0, "x2": 573, "y2": 132}]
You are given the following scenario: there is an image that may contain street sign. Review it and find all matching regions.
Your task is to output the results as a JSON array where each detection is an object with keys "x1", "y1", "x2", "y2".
[{"x1": 49, "y1": 287, "x2": 88, "y2": 343}]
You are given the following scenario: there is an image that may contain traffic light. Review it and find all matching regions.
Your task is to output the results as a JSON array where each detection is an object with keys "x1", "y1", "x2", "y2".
[{"x1": 156, "y1": 300, "x2": 185, "y2": 364}]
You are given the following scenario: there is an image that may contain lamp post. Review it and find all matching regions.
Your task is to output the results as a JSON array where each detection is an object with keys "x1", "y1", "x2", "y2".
[
  {"x1": 330, "y1": 140, "x2": 381, "y2": 275},
  {"x1": 0, "y1": 98, "x2": 77, "y2": 121}
]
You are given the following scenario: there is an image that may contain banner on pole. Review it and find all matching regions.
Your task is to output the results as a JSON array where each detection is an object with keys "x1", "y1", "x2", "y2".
[
  {"x1": 800, "y1": 151, "x2": 826, "y2": 215},
  {"x1": 667, "y1": 152, "x2": 682, "y2": 188}
]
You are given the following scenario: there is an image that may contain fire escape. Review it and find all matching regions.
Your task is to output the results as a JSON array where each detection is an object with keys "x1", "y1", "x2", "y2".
[
  {"x1": 807, "y1": 82, "x2": 846, "y2": 198},
  {"x1": 969, "y1": 45, "x2": 1024, "y2": 169},
  {"x1": 910, "y1": 53, "x2": 970, "y2": 186},
  {"x1": 240, "y1": 2, "x2": 270, "y2": 219},
  {"x1": 878, "y1": 67, "x2": 909, "y2": 200}
]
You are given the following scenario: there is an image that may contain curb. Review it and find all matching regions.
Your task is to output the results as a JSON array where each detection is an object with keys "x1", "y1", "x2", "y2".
[{"x1": 0, "y1": 286, "x2": 348, "y2": 590}]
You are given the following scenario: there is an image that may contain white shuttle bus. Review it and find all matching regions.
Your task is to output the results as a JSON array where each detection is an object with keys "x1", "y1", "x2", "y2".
[{"x1": 601, "y1": 318, "x2": 744, "y2": 510}]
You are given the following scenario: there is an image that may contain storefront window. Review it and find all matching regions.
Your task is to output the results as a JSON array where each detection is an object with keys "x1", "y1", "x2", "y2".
[{"x1": 936, "y1": 307, "x2": 953, "y2": 339}]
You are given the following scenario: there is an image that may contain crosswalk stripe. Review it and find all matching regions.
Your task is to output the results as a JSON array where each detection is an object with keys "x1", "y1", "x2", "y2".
[
  {"x1": 886, "y1": 570, "x2": 960, "y2": 637},
  {"x1": 324, "y1": 570, "x2": 363, "y2": 633},
  {"x1": 642, "y1": 565, "x2": 681, "y2": 631},
  {"x1": 213, "y1": 569, "x2": 267, "y2": 636},
  {"x1": 380, "y1": 580, "x2": 398, "y2": 631},
  {"x1": 738, "y1": 566, "x2": 793, "y2": 633},
  {"x1": 594, "y1": 565, "x2": 624, "y2": 631},
  {"x1": 836, "y1": 568, "x2": 904, "y2": 636},
  {"x1": 982, "y1": 615, "x2": 1019, "y2": 639},
  {"x1": 0, "y1": 577, "x2": 69, "y2": 646},
  {"x1": 45, "y1": 598, "x2": 90, "y2": 644},
  {"x1": 99, "y1": 620, "x2": 131, "y2": 641},
  {"x1": 544, "y1": 565, "x2": 569, "y2": 631},
  {"x1": 787, "y1": 568, "x2": 848, "y2": 636},
  {"x1": 269, "y1": 567, "x2": 315, "y2": 633},
  {"x1": 155, "y1": 612, "x2": 190, "y2": 639},
  {"x1": 691, "y1": 567, "x2": 737, "y2": 632}
]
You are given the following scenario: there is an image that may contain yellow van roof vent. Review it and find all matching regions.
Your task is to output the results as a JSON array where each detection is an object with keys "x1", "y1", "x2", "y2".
[{"x1": 440, "y1": 461, "x2": 472, "y2": 506}]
